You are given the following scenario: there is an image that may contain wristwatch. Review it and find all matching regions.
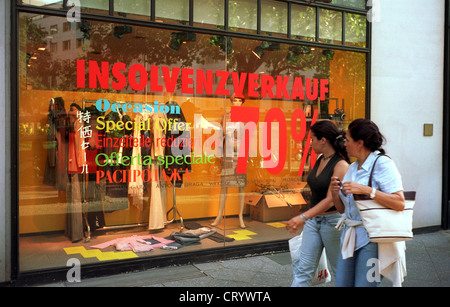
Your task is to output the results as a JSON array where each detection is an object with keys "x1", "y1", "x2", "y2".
[{"x1": 370, "y1": 188, "x2": 377, "y2": 199}]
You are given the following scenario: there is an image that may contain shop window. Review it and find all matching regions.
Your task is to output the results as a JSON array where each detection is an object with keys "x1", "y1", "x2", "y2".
[
  {"x1": 261, "y1": 0, "x2": 287, "y2": 37},
  {"x1": 17, "y1": 11, "x2": 366, "y2": 273},
  {"x1": 345, "y1": 13, "x2": 366, "y2": 48},
  {"x1": 291, "y1": 3, "x2": 316, "y2": 41},
  {"x1": 193, "y1": 0, "x2": 225, "y2": 29},
  {"x1": 319, "y1": 8, "x2": 343, "y2": 45},
  {"x1": 79, "y1": 0, "x2": 109, "y2": 14},
  {"x1": 19, "y1": 0, "x2": 110, "y2": 14},
  {"x1": 19, "y1": 0, "x2": 64, "y2": 7},
  {"x1": 332, "y1": 0, "x2": 366, "y2": 10},
  {"x1": 114, "y1": 0, "x2": 151, "y2": 20},
  {"x1": 228, "y1": 0, "x2": 257, "y2": 34},
  {"x1": 155, "y1": 0, "x2": 189, "y2": 24}
]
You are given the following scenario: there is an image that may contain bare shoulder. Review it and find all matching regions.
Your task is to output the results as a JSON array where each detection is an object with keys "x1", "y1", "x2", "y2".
[
  {"x1": 336, "y1": 159, "x2": 349, "y2": 169},
  {"x1": 333, "y1": 159, "x2": 349, "y2": 178}
]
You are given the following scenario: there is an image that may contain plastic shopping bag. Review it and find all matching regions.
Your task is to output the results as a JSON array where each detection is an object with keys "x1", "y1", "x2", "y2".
[
  {"x1": 289, "y1": 232, "x2": 331, "y2": 285},
  {"x1": 311, "y1": 249, "x2": 331, "y2": 285},
  {"x1": 289, "y1": 233, "x2": 303, "y2": 262}
]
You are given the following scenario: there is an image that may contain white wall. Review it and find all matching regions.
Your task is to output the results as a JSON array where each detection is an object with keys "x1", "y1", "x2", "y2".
[
  {"x1": 0, "y1": 0, "x2": 11, "y2": 283},
  {"x1": 371, "y1": 0, "x2": 445, "y2": 228}
]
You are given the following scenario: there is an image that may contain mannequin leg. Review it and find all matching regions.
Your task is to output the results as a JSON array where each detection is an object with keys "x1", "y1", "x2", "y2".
[
  {"x1": 211, "y1": 186, "x2": 228, "y2": 226},
  {"x1": 238, "y1": 187, "x2": 246, "y2": 228}
]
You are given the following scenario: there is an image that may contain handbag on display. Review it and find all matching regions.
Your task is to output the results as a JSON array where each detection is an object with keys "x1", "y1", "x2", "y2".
[{"x1": 354, "y1": 155, "x2": 416, "y2": 243}]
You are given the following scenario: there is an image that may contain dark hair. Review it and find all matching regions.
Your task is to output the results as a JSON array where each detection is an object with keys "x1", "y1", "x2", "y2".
[
  {"x1": 311, "y1": 120, "x2": 350, "y2": 163},
  {"x1": 347, "y1": 119, "x2": 386, "y2": 155}
]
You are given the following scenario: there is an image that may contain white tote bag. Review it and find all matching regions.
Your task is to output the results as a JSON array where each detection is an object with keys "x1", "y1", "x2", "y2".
[
  {"x1": 355, "y1": 192, "x2": 415, "y2": 243},
  {"x1": 354, "y1": 155, "x2": 415, "y2": 243},
  {"x1": 289, "y1": 233, "x2": 331, "y2": 285}
]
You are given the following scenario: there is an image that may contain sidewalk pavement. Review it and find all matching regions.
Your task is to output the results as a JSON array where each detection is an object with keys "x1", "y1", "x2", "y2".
[{"x1": 38, "y1": 230, "x2": 449, "y2": 288}]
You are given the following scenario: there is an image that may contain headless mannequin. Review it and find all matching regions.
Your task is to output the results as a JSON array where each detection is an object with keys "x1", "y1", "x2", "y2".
[
  {"x1": 211, "y1": 95, "x2": 246, "y2": 229},
  {"x1": 212, "y1": 186, "x2": 246, "y2": 228}
]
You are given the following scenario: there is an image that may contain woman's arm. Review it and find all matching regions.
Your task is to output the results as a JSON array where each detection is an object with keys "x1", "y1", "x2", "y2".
[
  {"x1": 331, "y1": 176, "x2": 345, "y2": 213},
  {"x1": 286, "y1": 160, "x2": 349, "y2": 233},
  {"x1": 341, "y1": 156, "x2": 405, "y2": 211},
  {"x1": 341, "y1": 182, "x2": 405, "y2": 211},
  {"x1": 330, "y1": 160, "x2": 349, "y2": 213}
]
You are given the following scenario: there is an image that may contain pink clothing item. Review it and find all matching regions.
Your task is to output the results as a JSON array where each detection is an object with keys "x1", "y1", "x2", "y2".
[{"x1": 90, "y1": 235, "x2": 173, "y2": 253}]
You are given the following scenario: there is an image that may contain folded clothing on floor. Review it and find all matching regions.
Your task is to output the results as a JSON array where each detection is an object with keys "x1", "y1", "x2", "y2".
[
  {"x1": 168, "y1": 226, "x2": 217, "y2": 245},
  {"x1": 90, "y1": 235, "x2": 174, "y2": 252},
  {"x1": 184, "y1": 222, "x2": 235, "y2": 243}
]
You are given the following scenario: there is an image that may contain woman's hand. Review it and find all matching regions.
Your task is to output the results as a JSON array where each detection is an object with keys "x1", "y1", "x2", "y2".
[
  {"x1": 341, "y1": 181, "x2": 371, "y2": 196},
  {"x1": 285, "y1": 215, "x2": 303, "y2": 234},
  {"x1": 330, "y1": 176, "x2": 342, "y2": 194}
]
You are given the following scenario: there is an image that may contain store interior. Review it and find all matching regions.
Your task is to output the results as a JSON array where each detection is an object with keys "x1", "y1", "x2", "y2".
[{"x1": 18, "y1": 13, "x2": 366, "y2": 273}]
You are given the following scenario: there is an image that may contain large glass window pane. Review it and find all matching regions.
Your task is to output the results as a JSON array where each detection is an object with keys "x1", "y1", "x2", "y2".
[
  {"x1": 114, "y1": 0, "x2": 151, "y2": 20},
  {"x1": 17, "y1": 10, "x2": 366, "y2": 274},
  {"x1": 194, "y1": 0, "x2": 224, "y2": 28},
  {"x1": 319, "y1": 8, "x2": 342, "y2": 45},
  {"x1": 80, "y1": 0, "x2": 108, "y2": 13},
  {"x1": 18, "y1": 12, "x2": 229, "y2": 272},
  {"x1": 261, "y1": 0, "x2": 287, "y2": 37},
  {"x1": 332, "y1": 0, "x2": 366, "y2": 10},
  {"x1": 345, "y1": 13, "x2": 366, "y2": 47},
  {"x1": 19, "y1": 0, "x2": 110, "y2": 14},
  {"x1": 19, "y1": 0, "x2": 63, "y2": 7},
  {"x1": 227, "y1": 38, "x2": 366, "y2": 242},
  {"x1": 155, "y1": 0, "x2": 189, "y2": 24},
  {"x1": 291, "y1": 4, "x2": 316, "y2": 41},
  {"x1": 228, "y1": 0, "x2": 257, "y2": 33}
]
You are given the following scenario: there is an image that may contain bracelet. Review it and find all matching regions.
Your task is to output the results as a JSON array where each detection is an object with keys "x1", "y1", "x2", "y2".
[{"x1": 300, "y1": 213, "x2": 308, "y2": 222}]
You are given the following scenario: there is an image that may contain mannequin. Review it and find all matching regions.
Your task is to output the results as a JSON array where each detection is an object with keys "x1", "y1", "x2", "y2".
[
  {"x1": 211, "y1": 94, "x2": 247, "y2": 229},
  {"x1": 66, "y1": 103, "x2": 85, "y2": 242}
]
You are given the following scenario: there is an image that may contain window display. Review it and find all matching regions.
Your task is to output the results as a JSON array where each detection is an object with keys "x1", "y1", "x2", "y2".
[{"x1": 18, "y1": 11, "x2": 366, "y2": 273}]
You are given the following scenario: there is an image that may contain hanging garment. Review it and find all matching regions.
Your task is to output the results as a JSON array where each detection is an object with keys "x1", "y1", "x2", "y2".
[
  {"x1": 86, "y1": 173, "x2": 106, "y2": 232},
  {"x1": 102, "y1": 111, "x2": 132, "y2": 212},
  {"x1": 84, "y1": 105, "x2": 104, "y2": 174},
  {"x1": 66, "y1": 173, "x2": 84, "y2": 242},
  {"x1": 148, "y1": 112, "x2": 168, "y2": 230},
  {"x1": 43, "y1": 97, "x2": 69, "y2": 190},
  {"x1": 68, "y1": 115, "x2": 85, "y2": 174},
  {"x1": 148, "y1": 163, "x2": 167, "y2": 230},
  {"x1": 66, "y1": 104, "x2": 86, "y2": 242},
  {"x1": 82, "y1": 106, "x2": 106, "y2": 232},
  {"x1": 128, "y1": 112, "x2": 146, "y2": 208}
]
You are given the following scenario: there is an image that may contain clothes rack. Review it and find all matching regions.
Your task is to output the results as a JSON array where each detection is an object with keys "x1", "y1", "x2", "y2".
[{"x1": 165, "y1": 177, "x2": 184, "y2": 231}]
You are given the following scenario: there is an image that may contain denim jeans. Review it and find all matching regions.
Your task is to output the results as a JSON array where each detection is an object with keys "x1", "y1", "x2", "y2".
[
  {"x1": 335, "y1": 241, "x2": 381, "y2": 287},
  {"x1": 291, "y1": 212, "x2": 342, "y2": 287}
]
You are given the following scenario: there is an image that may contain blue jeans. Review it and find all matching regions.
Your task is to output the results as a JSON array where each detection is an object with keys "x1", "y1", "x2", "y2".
[
  {"x1": 335, "y1": 242, "x2": 381, "y2": 287},
  {"x1": 291, "y1": 212, "x2": 342, "y2": 287}
]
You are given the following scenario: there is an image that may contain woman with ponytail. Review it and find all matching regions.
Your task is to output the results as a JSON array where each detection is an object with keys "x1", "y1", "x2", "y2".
[
  {"x1": 286, "y1": 120, "x2": 349, "y2": 287},
  {"x1": 330, "y1": 119, "x2": 405, "y2": 287}
]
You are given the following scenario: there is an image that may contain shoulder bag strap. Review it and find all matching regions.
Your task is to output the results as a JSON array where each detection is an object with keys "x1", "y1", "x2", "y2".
[{"x1": 367, "y1": 154, "x2": 383, "y2": 187}]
